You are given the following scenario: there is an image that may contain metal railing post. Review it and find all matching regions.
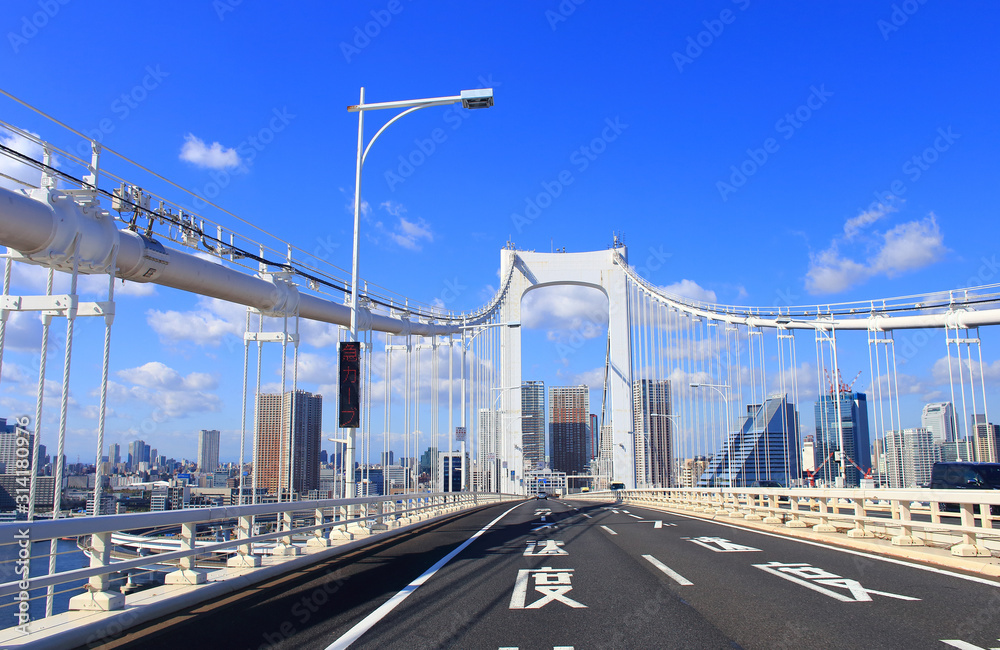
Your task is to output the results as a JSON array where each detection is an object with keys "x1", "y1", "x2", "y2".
[
  {"x1": 165, "y1": 522, "x2": 207, "y2": 584},
  {"x1": 68, "y1": 531, "x2": 125, "y2": 611}
]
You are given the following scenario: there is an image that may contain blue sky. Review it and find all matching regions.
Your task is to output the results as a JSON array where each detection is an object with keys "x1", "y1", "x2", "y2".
[{"x1": 1, "y1": 1, "x2": 999, "y2": 464}]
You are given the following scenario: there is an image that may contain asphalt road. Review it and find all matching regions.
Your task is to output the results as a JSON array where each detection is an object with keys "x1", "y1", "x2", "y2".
[{"x1": 87, "y1": 499, "x2": 1000, "y2": 650}]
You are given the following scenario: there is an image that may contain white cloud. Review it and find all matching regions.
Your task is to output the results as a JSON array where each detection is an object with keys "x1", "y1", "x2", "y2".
[
  {"x1": 658, "y1": 279, "x2": 717, "y2": 304},
  {"x1": 0, "y1": 130, "x2": 44, "y2": 191},
  {"x1": 117, "y1": 361, "x2": 217, "y2": 391},
  {"x1": 146, "y1": 297, "x2": 244, "y2": 346},
  {"x1": 806, "y1": 214, "x2": 946, "y2": 295},
  {"x1": 179, "y1": 134, "x2": 241, "y2": 170},
  {"x1": 871, "y1": 216, "x2": 947, "y2": 276},
  {"x1": 931, "y1": 355, "x2": 1000, "y2": 385},
  {"x1": 390, "y1": 216, "x2": 434, "y2": 250},
  {"x1": 112, "y1": 362, "x2": 221, "y2": 418},
  {"x1": 805, "y1": 244, "x2": 869, "y2": 294},
  {"x1": 843, "y1": 203, "x2": 895, "y2": 240},
  {"x1": 522, "y1": 285, "x2": 608, "y2": 341}
]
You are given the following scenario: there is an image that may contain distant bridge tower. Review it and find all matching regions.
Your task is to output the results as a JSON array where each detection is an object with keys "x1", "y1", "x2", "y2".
[{"x1": 497, "y1": 246, "x2": 635, "y2": 491}]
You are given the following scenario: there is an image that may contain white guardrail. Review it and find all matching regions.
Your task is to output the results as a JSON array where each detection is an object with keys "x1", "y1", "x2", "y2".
[
  {"x1": 575, "y1": 487, "x2": 1000, "y2": 557},
  {"x1": 0, "y1": 490, "x2": 519, "y2": 640}
]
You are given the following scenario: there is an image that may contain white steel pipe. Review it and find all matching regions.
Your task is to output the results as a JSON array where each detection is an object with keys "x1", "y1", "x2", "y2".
[{"x1": 0, "y1": 186, "x2": 473, "y2": 337}]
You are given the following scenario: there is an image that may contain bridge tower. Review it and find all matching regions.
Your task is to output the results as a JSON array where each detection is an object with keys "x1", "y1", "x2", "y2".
[{"x1": 497, "y1": 246, "x2": 635, "y2": 491}]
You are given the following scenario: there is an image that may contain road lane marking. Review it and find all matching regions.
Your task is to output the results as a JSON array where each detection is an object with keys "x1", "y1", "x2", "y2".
[
  {"x1": 524, "y1": 540, "x2": 568, "y2": 556},
  {"x1": 665, "y1": 509, "x2": 1000, "y2": 590},
  {"x1": 941, "y1": 641, "x2": 999, "y2": 649},
  {"x1": 643, "y1": 554, "x2": 693, "y2": 586},
  {"x1": 627, "y1": 514, "x2": 642, "y2": 519},
  {"x1": 754, "y1": 561, "x2": 919, "y2": 602},
  {"x1": 686, "y1": 536, "x2": 761, "y2": 552},
  {"x1": 581, "y1": 513, "x2": 592, "y2": 519},
  {"x1": 600, "y1": 525, "x2": 617, "y2": 535},
  {"x1": 325, "y1": 501, "x2": 524, "y2": 650},
  {"x1": 510, "y1": 567, "x2": 587, "y2": 609}
]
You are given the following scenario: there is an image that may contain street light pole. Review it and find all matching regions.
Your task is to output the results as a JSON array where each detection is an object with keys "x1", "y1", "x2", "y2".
[
  {"x1": 344, "y1": 87, "x2": 494, "y2": 500},
  {"x1": 690, "y1": 383, "x2": 732, "y2": 487}
]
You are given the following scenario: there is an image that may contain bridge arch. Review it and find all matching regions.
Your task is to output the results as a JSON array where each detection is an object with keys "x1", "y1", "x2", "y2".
[{"x1": 496, "y1": 246, "x2": 636, "y2": 491}]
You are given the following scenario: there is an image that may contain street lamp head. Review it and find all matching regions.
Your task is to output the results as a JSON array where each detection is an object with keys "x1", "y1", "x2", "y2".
[
  {"x1": 461, "y1": 88, "x2": 494, "y2": 109},
  {"x1": 689, "y1": 383, "x2": 701, "y2": 388}
]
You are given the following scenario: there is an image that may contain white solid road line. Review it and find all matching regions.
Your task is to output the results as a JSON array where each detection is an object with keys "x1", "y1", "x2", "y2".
[
  {"x1": 627, "y1": 513, "x2": 642, "y2": 519},
  {"x1": 600, "y1": 525, "x2": 618, "y2": 535},
  {"x1": 643, "y1": 554, "x2": 694, "y2": 586},
  {"x1": 325, "y1": 501, "x2": 525, "y2": 650}
]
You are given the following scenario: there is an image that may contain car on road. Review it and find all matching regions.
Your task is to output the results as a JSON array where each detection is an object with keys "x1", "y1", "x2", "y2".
[
  {"x1": 536, "y1": 491, "x2": 548, "y2": 499},
  {"x1": 931, "y1": 462, "x2": 1000, "y2": 515},
  {"x1": 609, "y1": 482, "x2": 626, "y2": 490}
]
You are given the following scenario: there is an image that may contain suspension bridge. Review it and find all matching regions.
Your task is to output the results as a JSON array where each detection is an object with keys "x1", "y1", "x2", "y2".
[{"x1": 1, "y1": 92, "x2": 999, "y2": 648}]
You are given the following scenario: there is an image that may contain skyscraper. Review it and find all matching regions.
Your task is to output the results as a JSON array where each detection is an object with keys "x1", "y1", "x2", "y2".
[
  {"x1": 549, "y1": 386, "x2": 589, "y2": 476},
  {"x1": 521, "y1": 381, "x2": 546, "y2": 470},
  {"x1": 254, "y1": 390, "x2": 322, "y2": 496},
  {"x1": 814, "y1": 391, "x2": 871, "y2": 487},
  {"x1": 883, "y1": 427, "x2": 937, "y2": 488},
  {"x1": 633, "y1": 379, "x2": 672, "y2": 488},
  {"x1": 698, "y1": 395, "x2": 800, "y2": 487},
  {"x1": 109, "y1": 443, "x2": 121, "y2": 468},
  {"x1": 127, "y1": 439, "x2": 148, "y2": 471},
  {"x1": 197, "y1": 429, "x2": 221, "y2": 472},
  {"x1": 921, "y1": 402, "x2": 955, "y2": 444},
  {"x1": 478, "y1": 408, "x2": 499, "y2": 492},
  {"x1": 972, "y1": 414, "x2": 1000, "y2": 463}
]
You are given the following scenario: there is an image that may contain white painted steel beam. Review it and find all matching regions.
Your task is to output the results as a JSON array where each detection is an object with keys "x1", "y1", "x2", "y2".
[{"x1": 0, "y1": 186, "x2": 476, "y2": 337}]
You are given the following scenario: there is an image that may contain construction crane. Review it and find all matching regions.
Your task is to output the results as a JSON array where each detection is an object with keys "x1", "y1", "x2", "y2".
[
  {"x1": 804, "y1": 450, "x2": 872, "y2": 486},
  {"x1": 823, "y1": 369, "x2": 863, "y2": 396}
]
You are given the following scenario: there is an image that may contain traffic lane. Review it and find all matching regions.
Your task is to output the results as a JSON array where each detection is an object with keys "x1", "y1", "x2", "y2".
[
  {"x1": 91, "y1": 500, "x2": 532, "y2": 650},
  {"x1": 585, "y1": 500, "x2": 1000, "y2": 649},
  {"x1": 347, "y1": 497, "x2": 738, "y2": 649}
]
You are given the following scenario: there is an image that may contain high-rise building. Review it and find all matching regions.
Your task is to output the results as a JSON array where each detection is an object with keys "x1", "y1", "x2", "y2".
[
  {"x1": 381, "y1": 450, "x2": 394, "y2": 467},
  {"x1": 883, "y1": 427, "x2": 937, "y2": 488},
  {"x1": 478, "y1": 408, "x2": 499, "y2": 492},
  {"x1": 0, "y1": 430, "x2": 32, "y2": 474},
  {"x1": 521, "y1": 381, "x2": 546, "y2": 470},
  {"x1": 698, "y1": 395, "x2": 800, "y2": 487},
  {"x1": 633, "y1": 379, "x2": 672, "y2": 488},
  {"x1": 598, "y1": 423, "x2": 614, "y2": 487},
  {"x1": 197, "y1": 430, "x2": 220, "y2": 473},
  {"x1": 679, "y1": 456, "x2": 711, "y2": 488},
  {"x1": 549, "y1": 386, "x2": 589, "y2": 476},
  {"x1": 109, "y1": 443, "x2": 121, "y2": 468},
  {"x1": 813, "y1": 391, "x2": 871, "y2": 487},
  {"x1": 127, "y1": 439, "x2": 148, "y2": 471},
  {"x1": 254, "y1": 390, "x2": 322, "y2": 496},
  {"x1": 972, "y1": 414, "x2": 1000, "y2": 463},
  {"x1": 921, "y1": 402, "x2": 955, "y2": 444}
]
